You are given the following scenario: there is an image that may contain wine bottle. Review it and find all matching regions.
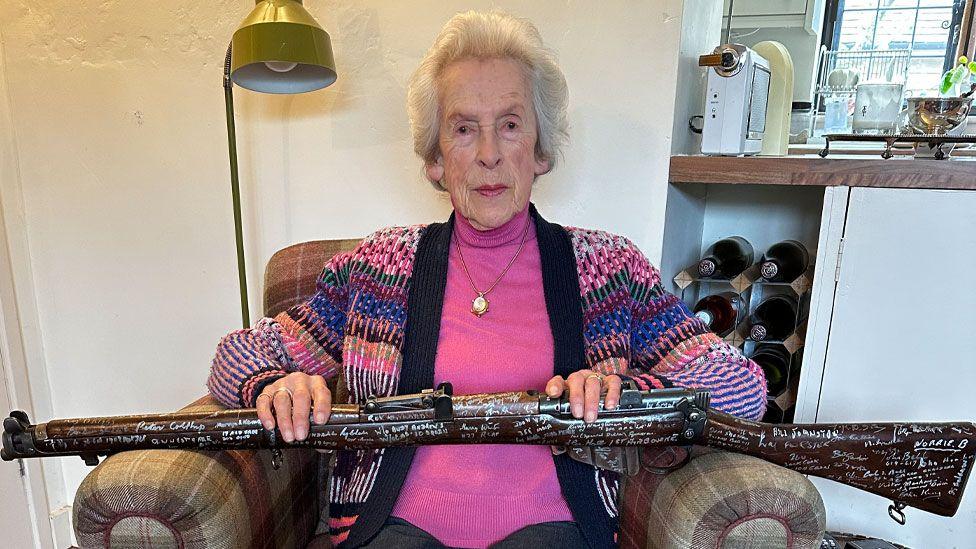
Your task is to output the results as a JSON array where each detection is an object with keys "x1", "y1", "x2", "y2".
[
  {"x1": 693, "y1": 292, "x2": 743, "y2": 336},
  {"x1": 760, "y1": 240, "x2": 810, "y2": 282},
  {"x1": 748, "y1": 294, "x2": 798, "y2": 341},
  {"x1": 750, "y1": 344, "x2": 791, "y2": 396},
  {"x1": 761, "y1": 401, "x2": 795, "y2": 424},
  {"x1": 697, "y1": 236, "x2": 754, "y2": 279}
]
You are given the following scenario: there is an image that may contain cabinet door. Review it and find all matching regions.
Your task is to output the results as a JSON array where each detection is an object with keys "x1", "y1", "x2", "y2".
[
  {"x1": 722, "y1": 0, "x2": 821, "y2": 32},
  {"x1": 723, "y1": 0, "x2": 807, "y2": 17},
  {"x1": 814, "y1": 187, "x2": 976, "y2": 546}
]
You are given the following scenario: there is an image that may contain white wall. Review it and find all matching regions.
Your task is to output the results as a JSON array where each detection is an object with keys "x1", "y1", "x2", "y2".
[
  {"x1": 0, "y1": 0, "x2": 688, "y2": 527},
  {"x1": 670, "y1": 0, "x2": 724, "y2": 154}
]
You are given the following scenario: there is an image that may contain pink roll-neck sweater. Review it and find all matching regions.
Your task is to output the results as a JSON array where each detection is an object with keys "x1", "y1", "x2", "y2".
[{"x1": 390, "y1": 204, "x2": 574, "y2": 547}]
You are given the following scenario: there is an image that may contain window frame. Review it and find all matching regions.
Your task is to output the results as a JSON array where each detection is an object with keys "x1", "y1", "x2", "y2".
[{"x1": 820, "y1": 0, "x2": 968, "y2": 78}]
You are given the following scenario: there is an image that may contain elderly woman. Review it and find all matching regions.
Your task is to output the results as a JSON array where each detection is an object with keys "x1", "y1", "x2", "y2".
[{"x1": 208, "y1": 10, "x2": 766, "y2": 549}]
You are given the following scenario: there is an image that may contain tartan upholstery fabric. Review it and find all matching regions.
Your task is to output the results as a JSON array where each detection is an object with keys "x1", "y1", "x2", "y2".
[
  {"x1": 263, "y1": 239, "x2": 361, "y2": 319},
  {"x1": 72, "y1": 239, "x2": 823, "y2": 548},
  {"x1": 722, "y1": 518, "x2": 790, "y2": 549},
  {"x1": 306, "y1": 533, "x2": 333, "y2": 549},
  {"x1": 107, "y1": 517, "x2": 180, "y2": 548},
  {"x1": 263, "y1": 239, "x2": 361, "y2": 406},
  {"x1": 619, "y1": 446, "x2": 826, "y2": 549},
  {"x1": 72, "y1": 396, "x2": 319, "y2": 548}
]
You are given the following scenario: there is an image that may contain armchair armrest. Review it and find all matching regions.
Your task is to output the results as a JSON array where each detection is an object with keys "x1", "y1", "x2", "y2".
[
  {"x1": 619, "y1": 446, "x2": 826, "y2": 549},
  {"x1": 72, "y1": 395, "x2": 320, "y2": 549}
]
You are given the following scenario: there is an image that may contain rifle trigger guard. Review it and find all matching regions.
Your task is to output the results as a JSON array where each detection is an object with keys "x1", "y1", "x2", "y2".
[{"x1": 888, "y1": 501, "x2": 907, "y2": 525}]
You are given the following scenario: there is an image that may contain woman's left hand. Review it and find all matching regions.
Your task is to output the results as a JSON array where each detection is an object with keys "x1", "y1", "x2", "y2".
[{"x1": 545, "y1": 369, "x2": 622, "y2": 423}]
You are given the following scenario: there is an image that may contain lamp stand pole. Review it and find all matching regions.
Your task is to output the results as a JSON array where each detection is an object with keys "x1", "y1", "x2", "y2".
[{"x1": 223, "y1": 44, "x2": 251, "y2": 329}]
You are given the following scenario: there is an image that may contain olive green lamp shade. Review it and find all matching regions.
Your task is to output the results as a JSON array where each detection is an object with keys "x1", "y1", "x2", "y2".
[{"x1": 231, "y1": 0, "x2": 337, "y2": 94}]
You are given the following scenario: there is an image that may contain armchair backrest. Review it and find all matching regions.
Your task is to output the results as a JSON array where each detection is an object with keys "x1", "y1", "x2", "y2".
[{"x1": 263, "y1": 239, "x2": 361, "y2": 317}]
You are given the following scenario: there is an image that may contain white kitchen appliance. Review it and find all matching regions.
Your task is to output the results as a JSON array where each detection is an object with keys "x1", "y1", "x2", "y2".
[{"x1": 699, "y1": 44, "x2": 771, "y2": 156}]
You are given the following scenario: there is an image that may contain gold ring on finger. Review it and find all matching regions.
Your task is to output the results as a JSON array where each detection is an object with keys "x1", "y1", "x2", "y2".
[
  {"x1": 274, "y1": 386, "x2": 294, "y2": 400},
  {"x1": 586, "y1": 373, "x2": 605, "y2": 384}
]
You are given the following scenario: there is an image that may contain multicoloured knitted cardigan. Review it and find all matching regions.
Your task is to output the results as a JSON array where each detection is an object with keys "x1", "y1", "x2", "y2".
[{"x1": 208, "y1": 205, "x2": 767, "y2": 548}]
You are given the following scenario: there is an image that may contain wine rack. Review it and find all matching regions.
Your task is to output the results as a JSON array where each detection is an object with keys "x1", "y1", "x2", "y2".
[{"x1": 673, "y1": 262, "x2": 814, "y2": 424}]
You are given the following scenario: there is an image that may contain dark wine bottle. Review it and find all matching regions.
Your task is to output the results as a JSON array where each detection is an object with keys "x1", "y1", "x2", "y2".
[
  {"x1": 748, "y1": 294, "x2": 798, "y2": 341},
  {"x1": 750, "y1": 344, "x2": 791, "y2": 396},
  {"x1": 761, "y1": 401, "x2": 795, "y2": 424},
  {"x1": 760, "y1": 240, "x2": 810, "y2": 282},
  {"x1": 697, "y1": 236, "x2": 754, "y2": 279},
  {"x1": 693, "y1": 292, "x2": 743, "y2": 337}
]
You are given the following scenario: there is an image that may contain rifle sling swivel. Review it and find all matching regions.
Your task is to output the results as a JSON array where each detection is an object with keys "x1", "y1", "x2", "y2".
[{"x1": 888, "y1": 500, "x2": 908, "y2": 525}]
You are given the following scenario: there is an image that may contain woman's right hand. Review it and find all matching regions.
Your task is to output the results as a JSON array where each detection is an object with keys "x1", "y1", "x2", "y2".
[{"x1": 255, "y1": 372, "x2": 332, "y2": 442}]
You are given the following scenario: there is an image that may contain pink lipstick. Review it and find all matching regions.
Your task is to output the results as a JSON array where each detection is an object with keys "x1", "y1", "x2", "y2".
[{"x1": 475, "y1": 185, "x2": 507, "y2": 197}]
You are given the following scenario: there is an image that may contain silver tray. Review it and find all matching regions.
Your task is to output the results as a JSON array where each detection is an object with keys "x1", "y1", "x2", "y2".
[{"x1": 819, "y1": 133, "x2": 976, "y2": 159}]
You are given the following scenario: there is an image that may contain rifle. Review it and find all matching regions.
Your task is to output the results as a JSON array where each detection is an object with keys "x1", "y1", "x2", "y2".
[{"x1": 4, "y1": 383, "x2": 974, "y2": 524}]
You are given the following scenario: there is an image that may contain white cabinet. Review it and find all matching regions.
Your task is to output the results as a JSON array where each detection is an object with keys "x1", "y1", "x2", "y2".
[
  {"x1": 722, "y1": 0, "x2": 826, "y2": 33},
  {"x1": 661, "y1": 175, "x2": 976, "y2": 546},
  {"x1": 724, "y1": 0, "x2": 807, "y2": 17},
  {"x1": 808, "y1": 187, "x2": 976, "y2": 547}
]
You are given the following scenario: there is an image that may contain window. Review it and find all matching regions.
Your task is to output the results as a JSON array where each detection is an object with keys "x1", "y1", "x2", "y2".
[{"x1": 822, "y1": 0, "x2": 968, "y2": 95}]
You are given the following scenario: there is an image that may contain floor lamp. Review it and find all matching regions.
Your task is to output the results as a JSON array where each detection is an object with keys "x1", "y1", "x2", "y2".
[{"x1": 224, "y1": 0, "x2": 337, "y2": 328}]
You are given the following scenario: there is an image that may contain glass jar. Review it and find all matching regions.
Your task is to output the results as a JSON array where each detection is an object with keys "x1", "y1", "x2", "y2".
[
  {"x1": 824, "y1": 94, "x2": 852, "y2": 134},
  {"x1": 852, "y1": 83, "x2": 904, "y2": 135},
  {"x1": 790, "y1": 101, "x2": 813, "y2": 143}
]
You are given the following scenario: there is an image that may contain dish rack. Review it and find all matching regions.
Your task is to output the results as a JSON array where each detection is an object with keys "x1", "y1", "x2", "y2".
[{"x1": 812, "y1": 48, "x2": 911, "y2": 135}]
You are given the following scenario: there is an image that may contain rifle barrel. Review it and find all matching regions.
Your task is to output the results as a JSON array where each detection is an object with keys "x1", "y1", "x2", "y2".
[{"x1": 2, "y1": 392, "x2": 690, "y2": 459}]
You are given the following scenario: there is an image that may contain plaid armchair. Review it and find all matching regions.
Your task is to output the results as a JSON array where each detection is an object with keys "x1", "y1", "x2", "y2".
[{"x1": 72, "y1": 240, "x2": 826, "y2": 548}]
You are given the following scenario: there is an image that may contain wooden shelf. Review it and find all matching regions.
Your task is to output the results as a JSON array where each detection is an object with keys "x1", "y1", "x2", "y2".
[{"x1": 669, "y1": 154, "x2": 976, "y2": 190}]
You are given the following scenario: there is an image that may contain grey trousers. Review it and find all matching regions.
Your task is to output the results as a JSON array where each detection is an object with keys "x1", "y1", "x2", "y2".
[{"x1": 357, "y1": 517, "x2": 588, "y2": 549}]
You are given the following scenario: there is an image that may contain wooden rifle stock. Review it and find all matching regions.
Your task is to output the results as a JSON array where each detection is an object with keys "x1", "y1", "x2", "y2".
[
  {"x1": 4, "y1": 384, "x2": 974, "y2": 522},
  {"x1": 704, "y1": 411, "x2": 976, "y2": 520}
]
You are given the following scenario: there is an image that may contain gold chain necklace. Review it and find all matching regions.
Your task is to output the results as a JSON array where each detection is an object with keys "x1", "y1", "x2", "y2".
[{"x1": 454, "y1": 217, "x2": 531, "y2": 317}]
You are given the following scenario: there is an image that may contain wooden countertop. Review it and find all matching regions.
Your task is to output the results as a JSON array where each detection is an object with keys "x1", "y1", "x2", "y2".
[{"x1": 669, "y1": 155, "x2": 976, "y2": 190}]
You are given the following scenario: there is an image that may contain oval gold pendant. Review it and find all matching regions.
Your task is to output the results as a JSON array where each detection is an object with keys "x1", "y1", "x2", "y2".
[{"x1": 472, "y1": 294, "x2": 489, "y2": 316}]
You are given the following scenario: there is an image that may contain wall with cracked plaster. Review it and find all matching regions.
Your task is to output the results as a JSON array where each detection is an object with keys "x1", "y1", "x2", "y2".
[{"x1": 0, "y1": 0, "x2": 687, "y2": 520}]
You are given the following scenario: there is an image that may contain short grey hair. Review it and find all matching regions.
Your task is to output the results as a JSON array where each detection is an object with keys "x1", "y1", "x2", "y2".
[{"x1": 407, "y1": 10, "x2": 569, "y2": 190}]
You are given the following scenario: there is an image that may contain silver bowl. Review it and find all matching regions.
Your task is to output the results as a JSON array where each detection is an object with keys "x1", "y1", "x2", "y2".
[{"x1": 906, "y1": 96, "x2": 972, "y2": 135}]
